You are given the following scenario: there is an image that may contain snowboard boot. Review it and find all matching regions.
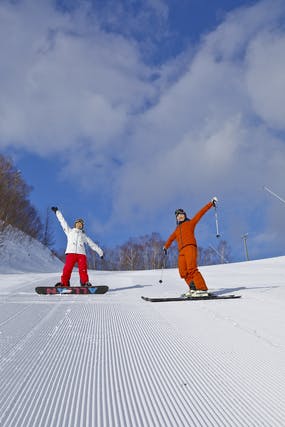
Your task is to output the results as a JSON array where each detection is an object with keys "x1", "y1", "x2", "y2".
[
  {"x1": 81, "y1": 282, "x2": 92, "y2": 287},
  {"x1": 55, "y1": 281, "x2": 70, "y2": 288}
]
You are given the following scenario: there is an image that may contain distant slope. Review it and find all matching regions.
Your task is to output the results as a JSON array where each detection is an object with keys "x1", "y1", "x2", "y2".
[{"x1": 0, "y1": 224, "x2": 62, "y2": 273}]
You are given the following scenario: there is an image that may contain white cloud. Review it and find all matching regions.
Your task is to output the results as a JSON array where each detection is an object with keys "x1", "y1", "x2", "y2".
[
  {"x1": 1, "y1": 0, "x2": 285, "y2": 258},
  {"x1": 0, "y1": 0, "x2": 157, "y2": 153},
  {"x1": 106, "y1": 0, "x2": 285, "y2": 258},
  {"x1": 245, "y1": 31, "x2": 285, "y2": 130}
]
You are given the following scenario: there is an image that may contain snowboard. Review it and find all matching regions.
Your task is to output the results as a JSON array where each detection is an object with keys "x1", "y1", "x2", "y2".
[
  {"x1": 141, "y1": 293, "x2": 241, "y2": 302},
  {"x1": 35, "y1": 285, "x2": 109, "y2": 295}
]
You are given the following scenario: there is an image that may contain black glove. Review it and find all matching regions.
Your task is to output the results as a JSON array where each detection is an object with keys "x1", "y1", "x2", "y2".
[
  {"x1": 163, "y1": 247, "x2": 167, "y2": 255},
  {"x1": 100, "y1": 255, "x2": 104, "y2": 260},
  {"x1": 51, "y1": 206, "x2": 58, "y2": 213}
]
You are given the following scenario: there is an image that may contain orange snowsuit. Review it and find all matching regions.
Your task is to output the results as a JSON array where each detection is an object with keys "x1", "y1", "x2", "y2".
[{"x1": 164, "y1": 202, "x2": 213, "y2": 290}]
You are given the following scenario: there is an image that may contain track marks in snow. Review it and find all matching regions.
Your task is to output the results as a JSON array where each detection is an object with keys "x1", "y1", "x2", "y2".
[
  {"x1": 147, "y1": 301, "x2": 285, "y2": 426},
  {"x1": 1, "y1": 301, "x2": 284, "y2": 427}
]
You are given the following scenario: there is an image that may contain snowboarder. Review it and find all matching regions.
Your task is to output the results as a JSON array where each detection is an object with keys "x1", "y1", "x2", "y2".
[
  {"x1": 51, "y1": 207, "x2": 104, "y2": 287},
  {"x1": 163, "y1": 198, "x2": 218, "y2": 297}
]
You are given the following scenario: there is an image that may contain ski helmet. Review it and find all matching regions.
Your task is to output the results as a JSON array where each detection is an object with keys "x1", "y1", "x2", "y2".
[{"x1": 175, "y1": 208, "x2": 186, "y2": 217}]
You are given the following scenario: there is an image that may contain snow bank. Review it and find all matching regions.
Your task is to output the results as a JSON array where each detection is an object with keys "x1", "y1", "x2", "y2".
[{"x1": 0, "y1": 225, "x2": 62, "y2": 273}]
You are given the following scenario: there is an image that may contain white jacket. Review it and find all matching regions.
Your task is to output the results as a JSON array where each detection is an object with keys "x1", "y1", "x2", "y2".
[{"x1": 55, "y1": 210, "x2": 103, "y2": 257}]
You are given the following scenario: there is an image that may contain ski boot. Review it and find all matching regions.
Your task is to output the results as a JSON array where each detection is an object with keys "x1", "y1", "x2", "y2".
[
  {"x1": 181, "y1": 290, "x2": 209, "y2": 298},
  {"x1": 182, "y1": 281, "x2": 209, "y2": 298}
]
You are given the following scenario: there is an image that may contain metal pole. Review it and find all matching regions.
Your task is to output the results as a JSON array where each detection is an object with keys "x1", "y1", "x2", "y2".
[
  {"x1": 241, "y1": 233, "x2": 249, "y2": 261},
  {"x1": 159, "y1": 252, "x2": 167, "y2": 283},
  {"x1": 263, "y1": 186, "x2": 285, "y2": 205},
  {"x1": 214, "y1": 205, "x2": 220, "y2": 238}
]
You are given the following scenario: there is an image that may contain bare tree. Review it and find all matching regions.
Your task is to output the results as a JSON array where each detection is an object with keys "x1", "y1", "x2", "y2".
[
  {"x1": 41, "y1": 207, "x2": 55, "y2": 248},
  {"x1": 90, "y1": 233, "x2": 177, "y2": 271},
  {"x1": 84, "y1": 233, "x2": 232, "y2": 271},
  {"x1": 118, "y1": 239, "x2": 142, "y2": 270},
  {"x1": 217, "y1": 240, "x2": 231, "y2": 263},
  {"x1": 198, "y1": 240, "x2": 232, "y2": 265},
  {"x1": 0, "y1": 154, "x2": 43, "y2": 239}
]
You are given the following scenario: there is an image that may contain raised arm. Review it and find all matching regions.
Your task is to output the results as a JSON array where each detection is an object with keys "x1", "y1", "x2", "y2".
[
  {"x1": 51, "y1": 207, "x2": 71, "y2": 236},
  {"x1": 191, "y1": 201, "x2": 214, "y2": 226}
]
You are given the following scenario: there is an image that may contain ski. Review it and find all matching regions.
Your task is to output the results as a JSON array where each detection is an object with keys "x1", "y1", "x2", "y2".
[
  {"x1": 35, "y1": 286, "x2": 109, "y2": 295},
  {"x1": 141, "y1": 294, "x2": 241, "y2": 302}
]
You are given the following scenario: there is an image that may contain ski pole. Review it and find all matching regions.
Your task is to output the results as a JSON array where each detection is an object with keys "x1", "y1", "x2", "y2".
[
  {"x1": 214, "y1": 205, "x2": 220, "y2": 238},
  {"x1": 159, "y1": 250, "x2": 167, "y2": 283},
  {"x1": 159, "y1": 266, "x2": 164, "y2": 283},
  {"x1": 263, "y1": 186, "x2": 285, "y2": 205}
]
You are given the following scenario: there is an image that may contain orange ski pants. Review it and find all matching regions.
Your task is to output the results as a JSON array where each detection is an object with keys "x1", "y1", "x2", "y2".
[{"x1": 178, "y1": 245, "x2": 208, "y2": 290}]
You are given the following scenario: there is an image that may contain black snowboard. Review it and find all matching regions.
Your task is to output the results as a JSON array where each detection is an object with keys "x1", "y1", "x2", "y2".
[
  {"x1": 141, "y1": 294, "x2": 241, "y2": 302},
  {"x1": 35, "y1": 286, "x2": 109, "y2": 295}
]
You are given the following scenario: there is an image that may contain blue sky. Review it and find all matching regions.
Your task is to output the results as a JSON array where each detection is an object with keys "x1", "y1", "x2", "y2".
[{"x1": 1, "y1": 0, "x2": 285, "y2": 261}]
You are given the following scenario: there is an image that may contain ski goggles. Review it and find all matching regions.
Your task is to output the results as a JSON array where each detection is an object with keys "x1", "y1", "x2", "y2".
[{"x1": 175, "y1": 209, "x2": 186, "y2": 217}]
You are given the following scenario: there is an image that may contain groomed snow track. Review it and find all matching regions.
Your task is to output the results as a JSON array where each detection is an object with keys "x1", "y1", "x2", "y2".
[{"x1": 0, "y1": 270, "x2": 284, "y2": 427}]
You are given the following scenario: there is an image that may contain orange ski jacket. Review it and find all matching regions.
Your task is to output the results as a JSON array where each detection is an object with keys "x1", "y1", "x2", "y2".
[{"x1": 164, "y1": 202, "x2": 213, "y2": 252}]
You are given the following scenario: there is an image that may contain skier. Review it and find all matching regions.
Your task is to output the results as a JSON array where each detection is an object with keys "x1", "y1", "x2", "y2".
[
  {"x1": 51, "y1": 207, "x2": 104, "y2": 287},
  {"x1": 163, "y1": 198, "x2": 218, "y2": 297}
]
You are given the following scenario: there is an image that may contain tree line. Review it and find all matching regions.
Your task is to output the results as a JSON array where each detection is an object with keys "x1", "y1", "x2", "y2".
[
  {"x1": 1, "y1": 153, "x2": 232, "y2": 270},
  {"x1": 57, "y1": 233, "x2": 232, "y2": 270},
  {"x1": 0, "y1": 154, "x2": 43, "y2": 239}
]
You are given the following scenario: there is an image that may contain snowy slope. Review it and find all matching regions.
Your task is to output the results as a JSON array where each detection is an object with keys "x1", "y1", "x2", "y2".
[
  {"x1": 0, "y1": 225, "x2": 62, "y2": 273},
  {"x1": 0, "y1": 256, "x2": 285, "y2": 426}
]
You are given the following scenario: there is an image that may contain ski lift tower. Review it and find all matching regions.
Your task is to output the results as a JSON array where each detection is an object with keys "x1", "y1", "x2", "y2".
[{"x1": 241, "y1": 233, "x2": 249, "y2": 261}]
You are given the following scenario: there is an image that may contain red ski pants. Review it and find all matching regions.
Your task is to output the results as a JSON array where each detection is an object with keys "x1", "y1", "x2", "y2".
[
  {"x1": 61, "y1": 253, "x2": 89, "y2": 286},
  {"x1": 178, "y1": 245, "x2": 208, "y2": 290}
]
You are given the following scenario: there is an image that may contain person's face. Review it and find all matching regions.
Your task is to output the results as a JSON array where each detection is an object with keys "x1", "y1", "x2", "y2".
[
  {"x1": 176, "y1": 213, "x2": 186, "y2": 222},
  {"x1": 75, "y1": 221, "x2": 83, "y2": 229}
]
